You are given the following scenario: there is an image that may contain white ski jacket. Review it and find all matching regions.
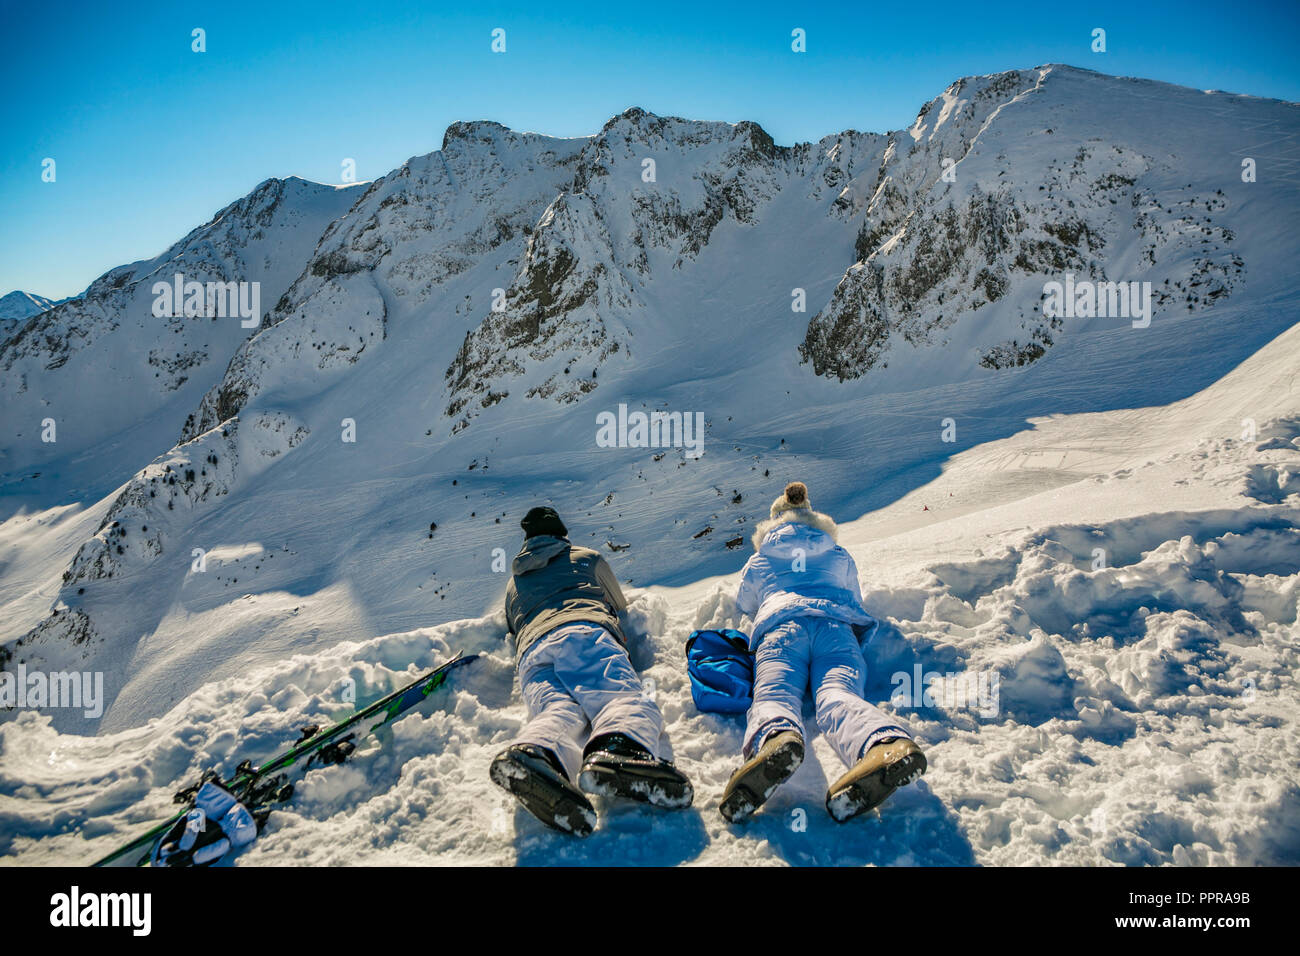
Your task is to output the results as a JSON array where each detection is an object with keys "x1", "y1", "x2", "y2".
[{"x1": 736, "y1": 511, "x2": 876, "y2": 649}]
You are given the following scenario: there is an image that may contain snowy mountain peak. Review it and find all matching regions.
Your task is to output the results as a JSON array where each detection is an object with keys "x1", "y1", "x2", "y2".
[
  {"x1": 799, "y1": 62, "x2": 1281, "y2": 380},
  {"x1": 0, "y1": 174, "x2": 365, "y2": 494},
  {"x1": 441, "y1": 119, "x2": 520, "y2": 148},
  {"x1": 20, "y1": 63, "x2": 1286, "y2": 463},
  {"x1": 0, "y1": 289, "x2": 60, "y2": 321},
  {"x1": 0, "y1": 290, "x2": 64, "y2": 345}
]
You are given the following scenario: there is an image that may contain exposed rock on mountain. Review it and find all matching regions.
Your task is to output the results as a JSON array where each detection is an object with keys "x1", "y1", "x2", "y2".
[
  {"x1": 0, "y1": 177, "x2": 362, "y2": 483},
  {"x1": 801, "y1": 67, "x2": 1253, "y2": 379}
]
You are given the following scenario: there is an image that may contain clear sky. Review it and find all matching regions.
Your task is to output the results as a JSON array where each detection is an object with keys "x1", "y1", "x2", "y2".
[{"x1": 3, "y1": 0, "x2": 1299, "y2": 299}]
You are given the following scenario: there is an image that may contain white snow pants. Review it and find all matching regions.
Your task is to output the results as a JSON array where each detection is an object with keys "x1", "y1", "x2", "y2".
[
  {"x1": 743, "y1": 616, "x2": 911, "y2": 768},
  {"x1": 514, "y1": 623, "x2": 663, "y2": 779}
]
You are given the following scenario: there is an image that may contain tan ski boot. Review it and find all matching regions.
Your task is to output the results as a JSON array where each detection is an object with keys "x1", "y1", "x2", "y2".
[
  {"x1": 719, "y1": 730, "x2": 804, "y2": 823},
  {"x1": 825, "y1": 737, "x2": 926, "y2": 823}
]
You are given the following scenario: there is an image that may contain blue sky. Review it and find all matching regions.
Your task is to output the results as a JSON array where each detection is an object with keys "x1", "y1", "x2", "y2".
[{"x1": 3, "y1": 0, "x2": 1299, "y2": 299}]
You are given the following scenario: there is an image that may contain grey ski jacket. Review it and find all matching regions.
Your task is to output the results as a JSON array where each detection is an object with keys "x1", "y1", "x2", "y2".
[{"x1": 504, "y1": 535, "x2": 628, "y2": 666}]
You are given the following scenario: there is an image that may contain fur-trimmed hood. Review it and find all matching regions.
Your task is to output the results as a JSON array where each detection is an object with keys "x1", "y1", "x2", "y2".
[
  {"x1": 735, "y1": 508, "x2": 871, "y2": 647},
  {"x1": 751, "y1": 508, "x2": 838, "y2": 550}
]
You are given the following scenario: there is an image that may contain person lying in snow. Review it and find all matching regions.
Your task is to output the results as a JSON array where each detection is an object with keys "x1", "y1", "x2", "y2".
[
  {"x1": 722, "y1": 482, "x2": 927, "y2": 824},
  {"x1": 490, "y1": 506, "x2": 693, "y2": 836}
]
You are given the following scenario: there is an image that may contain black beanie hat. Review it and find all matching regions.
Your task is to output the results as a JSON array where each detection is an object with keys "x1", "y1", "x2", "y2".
[{"x1": 521, "y1": 506, "x2": 567, "y2": 539}]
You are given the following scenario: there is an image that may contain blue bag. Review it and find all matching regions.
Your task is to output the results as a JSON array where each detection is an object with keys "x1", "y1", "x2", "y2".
[{"x1": 685, "y1": 628, "x2": 754, "y2": 714}]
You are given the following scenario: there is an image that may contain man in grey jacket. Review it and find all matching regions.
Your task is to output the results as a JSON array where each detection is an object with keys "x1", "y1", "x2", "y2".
[{"x1": 490, "y1": 506, "x2": 692, "y2": 836}]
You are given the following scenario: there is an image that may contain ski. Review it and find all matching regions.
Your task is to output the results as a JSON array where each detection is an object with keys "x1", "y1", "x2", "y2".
[{"x1": 90, "y1": 651, "x2": 478, "y2": 867}]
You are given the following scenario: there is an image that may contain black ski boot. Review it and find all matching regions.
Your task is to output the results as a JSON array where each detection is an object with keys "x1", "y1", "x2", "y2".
[
  {"x1": 578, "y1": 733, "x2": 694, "y2": 809},
  {"x1": 720, "y1": 729, "x2": 804, "y2": 823},
  {"x1": 489, "y1": 744, "x2": 597, "y2": 837},
  {"x1": 825, "y1": 737, "x2": 927, "y2": 822}
]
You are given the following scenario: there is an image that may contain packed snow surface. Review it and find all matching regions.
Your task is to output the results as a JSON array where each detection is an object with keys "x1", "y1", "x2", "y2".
[{"x1": 3, "y1": 313, "x2": 1297, "y2": 866}]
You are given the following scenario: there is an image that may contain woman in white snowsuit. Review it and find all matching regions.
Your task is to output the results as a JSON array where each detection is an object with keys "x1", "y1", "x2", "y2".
[
  {"x1": 490, "y1": 506, "x2": 692, "y2": 837},
  {"x1": 722, "y1": 482, "x2": 926, "y2": 823}
]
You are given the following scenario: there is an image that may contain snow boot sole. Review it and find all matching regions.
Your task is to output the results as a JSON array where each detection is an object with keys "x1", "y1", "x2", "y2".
[
  {"x1": 490, "y1": 747, "x2": 597, "y2": 838},
  {"x1": 578, "y1": 759, "x2": 694, "y2": 809},
  {"x1": 826, "y1": 738, "x2": 927, "y2": 823},
  {"x1": 719, "y1": 730, "x2": 804, "y2": 823}
]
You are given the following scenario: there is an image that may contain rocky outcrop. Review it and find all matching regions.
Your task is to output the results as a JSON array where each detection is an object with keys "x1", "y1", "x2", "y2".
[
  {"x1": 442, "y1": 109, "x2": 880, "y2": 431},
  {"x1": 0, "y1": 177, "x2": 361, "y2": 485},
  {"x1": 800, "y1": 66, "x2": 1248, "y2": 379}
]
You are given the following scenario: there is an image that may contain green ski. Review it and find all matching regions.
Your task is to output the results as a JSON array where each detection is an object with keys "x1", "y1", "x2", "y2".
[{"x1": 90, "y1": 651, "x2": 477, "y2": 866}]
